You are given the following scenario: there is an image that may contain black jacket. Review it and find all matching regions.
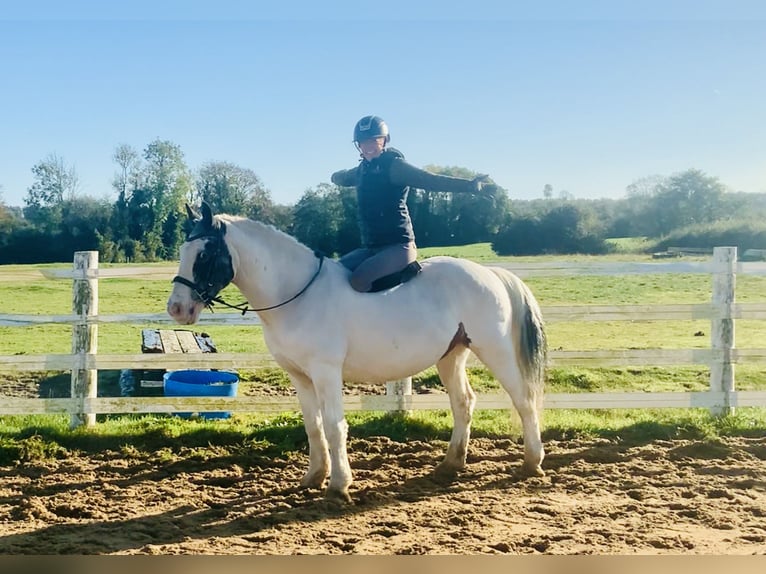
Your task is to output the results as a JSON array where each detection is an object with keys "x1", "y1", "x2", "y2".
[{"x1": 331, "y1": 149, "x2": 479, "y2": 247}]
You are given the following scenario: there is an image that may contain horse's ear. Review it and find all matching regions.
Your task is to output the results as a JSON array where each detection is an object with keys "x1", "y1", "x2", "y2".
[
  {"x1": 201, "y1": 201, "x2": 213, "y2": 227},
  {"x1": 184, "y1": 202, "x2": 214, "y2": 240},
  {"x1": 186, "y1": 203, "x2": 200, "y2": 222}
]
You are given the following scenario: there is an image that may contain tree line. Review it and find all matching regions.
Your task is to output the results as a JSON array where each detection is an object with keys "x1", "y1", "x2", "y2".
[{"x1": 1, "y1": 138, "x2": 765, "y2": 264}]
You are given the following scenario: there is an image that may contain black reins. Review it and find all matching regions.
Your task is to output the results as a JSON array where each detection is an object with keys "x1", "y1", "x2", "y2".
[
  {"x1": 172, "y1": 229, "x2": 325, "y2": 315},
  {"x1": 233, "y1": 250, "x2": 324, "y2": 314}
]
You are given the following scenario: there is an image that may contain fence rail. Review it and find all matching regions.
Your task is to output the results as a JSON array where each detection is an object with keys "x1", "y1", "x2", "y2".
[
  {"x1": 1, "y1": 247, "x2": 765, "y2": 426},
  {"x1": 5, "y1": 302, "x2": 766, "y2": 327}
]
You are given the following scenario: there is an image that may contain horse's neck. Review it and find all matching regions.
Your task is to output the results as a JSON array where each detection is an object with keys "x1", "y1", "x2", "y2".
[{"x1": 223, "y1": 217, "x2": 317, "y2": 311}]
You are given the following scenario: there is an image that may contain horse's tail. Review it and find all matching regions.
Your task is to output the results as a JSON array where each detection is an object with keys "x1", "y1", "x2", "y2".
[{"x1": 488, "y1": 266, "x2": 547, "y2": 408}]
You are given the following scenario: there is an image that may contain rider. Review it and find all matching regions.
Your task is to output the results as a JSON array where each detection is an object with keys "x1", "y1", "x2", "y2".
[{"x1": 331, "y1": 115, "x2": 495, "y2": 293}]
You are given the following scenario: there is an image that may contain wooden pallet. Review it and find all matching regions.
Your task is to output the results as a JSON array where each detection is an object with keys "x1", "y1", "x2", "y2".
[
  {"x1": 141, "y1": 329, "x2": 217, "y2": 354},
  {"x1": 136, "y1": 329, "x2": 217, "y2": 395}
]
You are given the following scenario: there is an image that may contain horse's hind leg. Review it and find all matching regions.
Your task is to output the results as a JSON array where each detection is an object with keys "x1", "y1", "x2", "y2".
[
  {"x1": 288, "y1": 370, "x2": 330, "y2": 489},
  {"x1": 434, "y1": 346, "x2": 475, "y2": 477},
  {"x1": 473, "y1": 346, "x2": 545, "y2": 477}
]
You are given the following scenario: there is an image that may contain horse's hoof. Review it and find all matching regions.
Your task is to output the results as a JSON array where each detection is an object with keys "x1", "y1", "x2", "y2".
[
  {"x1": 300, "y1": 472, "x2": 327, "y2": 490},
  {"x1": 520, "y1": 463, "x2": 545, "y2": 478},
  {"x1": 325, "y1": 486, "x2": 353, "y2": 504},
  {"x1": 433, "y1": 462, "x2": 461, "y2": 481}
]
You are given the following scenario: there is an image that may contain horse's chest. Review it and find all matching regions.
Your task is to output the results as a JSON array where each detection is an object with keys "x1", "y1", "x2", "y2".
[{"x1": 263, "y1": 326, "x2": 338, "y2": 366}]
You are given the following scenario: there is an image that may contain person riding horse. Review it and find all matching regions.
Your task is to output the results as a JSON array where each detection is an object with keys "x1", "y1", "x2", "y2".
[
  {"x1": 331, "y1": 115, "x2": 496, "y2": 293},
  {"x1": 168, "y1": 202, "x2": 547, "y2": 502}
]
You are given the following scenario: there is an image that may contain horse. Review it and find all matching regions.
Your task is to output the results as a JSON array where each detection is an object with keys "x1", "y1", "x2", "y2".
[{"x1": 167, "y1": 202, "x2": 547, "y2": 503}]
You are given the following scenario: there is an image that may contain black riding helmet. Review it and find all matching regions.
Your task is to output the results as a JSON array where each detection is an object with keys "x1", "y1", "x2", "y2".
[{"x1": 353, "y1": 115, "x2": 390, "y2": 144}]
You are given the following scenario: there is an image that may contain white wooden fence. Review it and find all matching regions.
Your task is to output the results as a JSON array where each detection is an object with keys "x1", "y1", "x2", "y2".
[{"x1": 2, "y1": 247, "x2": 766, "y2": 427}]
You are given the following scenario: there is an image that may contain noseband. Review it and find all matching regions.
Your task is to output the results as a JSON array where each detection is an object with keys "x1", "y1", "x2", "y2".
[
  {"x1": 172, "y1": 228, "x2": 324, "y2": 315},
  {"x1": 171, "y1": 274, "x2": 225, "y2": 310}
]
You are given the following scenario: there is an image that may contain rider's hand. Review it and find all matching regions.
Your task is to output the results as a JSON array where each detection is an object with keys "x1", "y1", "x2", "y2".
[{"x1": 471, "y1": 174, "x2": 496, "y2": 197}]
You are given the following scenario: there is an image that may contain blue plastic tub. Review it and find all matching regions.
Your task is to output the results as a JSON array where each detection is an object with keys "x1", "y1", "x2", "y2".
[{"x1": 163, "y1": 370, "x2": 239, "y2": 419}]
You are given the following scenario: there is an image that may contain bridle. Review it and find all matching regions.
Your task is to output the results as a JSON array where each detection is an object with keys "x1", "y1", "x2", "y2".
[{"x1": 171, "y1": 227, "x2": 325, "y2": 315}]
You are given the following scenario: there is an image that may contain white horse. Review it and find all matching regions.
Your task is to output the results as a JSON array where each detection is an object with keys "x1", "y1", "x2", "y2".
[{"x1": 167, "y1": 203, "x2": 547, "y2": 502}]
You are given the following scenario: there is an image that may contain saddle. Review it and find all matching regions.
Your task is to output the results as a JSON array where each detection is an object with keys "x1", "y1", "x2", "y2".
[{"x1": 369, "y1": 261, "x2": 423, "y2": 293}]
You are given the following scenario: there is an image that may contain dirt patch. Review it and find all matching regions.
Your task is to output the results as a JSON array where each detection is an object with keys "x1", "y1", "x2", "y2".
[
  {"x1": 1, "y1": 435, "x2": 765, "y2": 554},
  {"x1": 0, "y1": 370, "x2": 397, "y2": 400},
  {"x1": 0, "y1": 373, "x2": 45, "y2": 400}
]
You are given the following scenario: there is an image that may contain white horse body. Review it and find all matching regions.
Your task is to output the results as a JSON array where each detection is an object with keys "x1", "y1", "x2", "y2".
[
  {"x1": 270, "y1": 259, "x2": 510, "y2": 384},
  {"x1": 168, "y1": 208, "x2": 546, "y2": 502}
]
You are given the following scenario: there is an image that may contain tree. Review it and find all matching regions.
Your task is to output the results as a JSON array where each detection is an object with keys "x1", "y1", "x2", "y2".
[
  {"x1": 625, "y1": 174, "x2": 665, "y2": 199},
  {"x1": 540, "y1": 203, "x2": 606, "y2": 253},
  {"x1": 492, "y1": 216, "x2": 542, "y2": 255},
  {"x1": 109, "y1": 144, "x2": 142, "y2": 257},
  {"x1": 60, "y1": 197, "x2": 113, "y2": 253},
  {"x1": 0, "y1": 194, "x2": 19, "y2": 251},
  {"x1": 408, "y1": 189, "x2": 453, "y2": 246},
  {"x1": 135, "y1": 139, "x2": 194, "y2": 259},
  {"x1": 493, "y1": 201, "x2": 609, "y2": 255},
  {"x1": 143, "y1": 139, "x2": 194, "y2": 205},
  {"x1": 269, "y1": 203, "x2": 296, "y2": 234},
  {"x1": 291, "y1": 184, "x2": 344, "y2": 256},
  {"x1": 196, "y1": 161, "x2": 274, "y2": 222},
  {"x1": 334, "y1": 186, "x2": 360, "y2": 255},
  {"x1": 23, "y1": 153, "x2": 80, "y2": 231},
  {"x1": 542, "y1": 183, "x2": 553, "y2": 199},
  {"x1": 112, "y1": 144, "x2": 141, "y2": 200},
  {"x1": 28, "y1": 153, "x2": 80, "y2": 204},
  {"x1": 650, "y1": 169, "x2": 726, "y2": 236},
  {"x1": 614, "y1": 175, "x2": 667, "y2": 237}
]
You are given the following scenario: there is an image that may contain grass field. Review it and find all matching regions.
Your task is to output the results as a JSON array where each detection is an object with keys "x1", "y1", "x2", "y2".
[{"x1": 1, "y1": 245, "x2": 765, "y2": 455}]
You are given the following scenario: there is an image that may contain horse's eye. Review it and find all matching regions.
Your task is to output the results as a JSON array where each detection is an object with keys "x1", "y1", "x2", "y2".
[{"x1": 199, "y1": 251, "x2": 209, "y2": 262}]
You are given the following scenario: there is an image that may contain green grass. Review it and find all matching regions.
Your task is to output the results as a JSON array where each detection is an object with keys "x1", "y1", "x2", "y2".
[
  {"x1": 418, "y1": 242, "x2": 503, "y2": 261},
  {"x1": 605, "y1": 236, "x2": 655, "y2": 253},
  {"x1": 2, "y1": 406, "x2": 765, "y2": 466},
  {"x1": 419, "y1": 238, "x2": 690, "y2": 260}
]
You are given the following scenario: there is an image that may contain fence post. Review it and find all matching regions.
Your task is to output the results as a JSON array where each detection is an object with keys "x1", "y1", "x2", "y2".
[
  {"x1": 386, "y1": 377, "x2": 412, "y2": 415},
  {"x1": 709, "y1": 246, "x2": 736, "y2": 416},
  {"x1": 70, "y1": 251, "x2": 99, "y2": 429}
]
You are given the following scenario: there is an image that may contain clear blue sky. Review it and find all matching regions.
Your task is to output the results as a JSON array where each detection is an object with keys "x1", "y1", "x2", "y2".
[{"x1": 1, "y1": 1, "x2": 764, "y2": 208}]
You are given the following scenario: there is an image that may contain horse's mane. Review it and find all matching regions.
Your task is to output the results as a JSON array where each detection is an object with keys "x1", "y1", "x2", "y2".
[{"x1": 215, "y1": 214, "x2": 312, "y2": 256}]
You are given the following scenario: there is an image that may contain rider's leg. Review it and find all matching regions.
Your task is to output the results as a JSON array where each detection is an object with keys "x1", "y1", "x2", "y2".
[
  {"x1": 339, "y1": 247, "x2": 375, "y2": 271},
  {"x1": 349, "y1": 242, "x2": 417, "y2": 292}
]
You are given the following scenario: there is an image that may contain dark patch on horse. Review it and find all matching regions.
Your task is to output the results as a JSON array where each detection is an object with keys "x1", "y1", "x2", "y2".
[{"x1": 441, "y1": 322, "x2": 471, "y2": 359}]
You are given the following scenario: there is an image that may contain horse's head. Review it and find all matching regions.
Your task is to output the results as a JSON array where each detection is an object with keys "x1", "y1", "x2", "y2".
[{"x1": 167, "y1": 202, "x2": 235, "y2": 324}]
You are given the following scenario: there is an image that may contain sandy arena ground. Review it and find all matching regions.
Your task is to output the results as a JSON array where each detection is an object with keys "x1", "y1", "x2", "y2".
[{"x1": 1, "y1": 431, "x2": 765, "y2": 554}]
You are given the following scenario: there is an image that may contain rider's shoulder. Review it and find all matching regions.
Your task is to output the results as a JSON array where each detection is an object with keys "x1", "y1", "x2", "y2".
[
  {"x1": 382, "y1": 147, "x2": 405, "y2": 160},
  {"x1": 378, "y1": 148, "x2": 405, "y2": 170}
]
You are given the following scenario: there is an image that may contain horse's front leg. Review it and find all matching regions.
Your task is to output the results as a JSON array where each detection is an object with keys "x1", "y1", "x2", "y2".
[
  {"x1": 310, "y1": 363, "x2": 352, "y2": 503},
  {"x1": 288, "y1": 370, "x2": 330, "y2": 489}
]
